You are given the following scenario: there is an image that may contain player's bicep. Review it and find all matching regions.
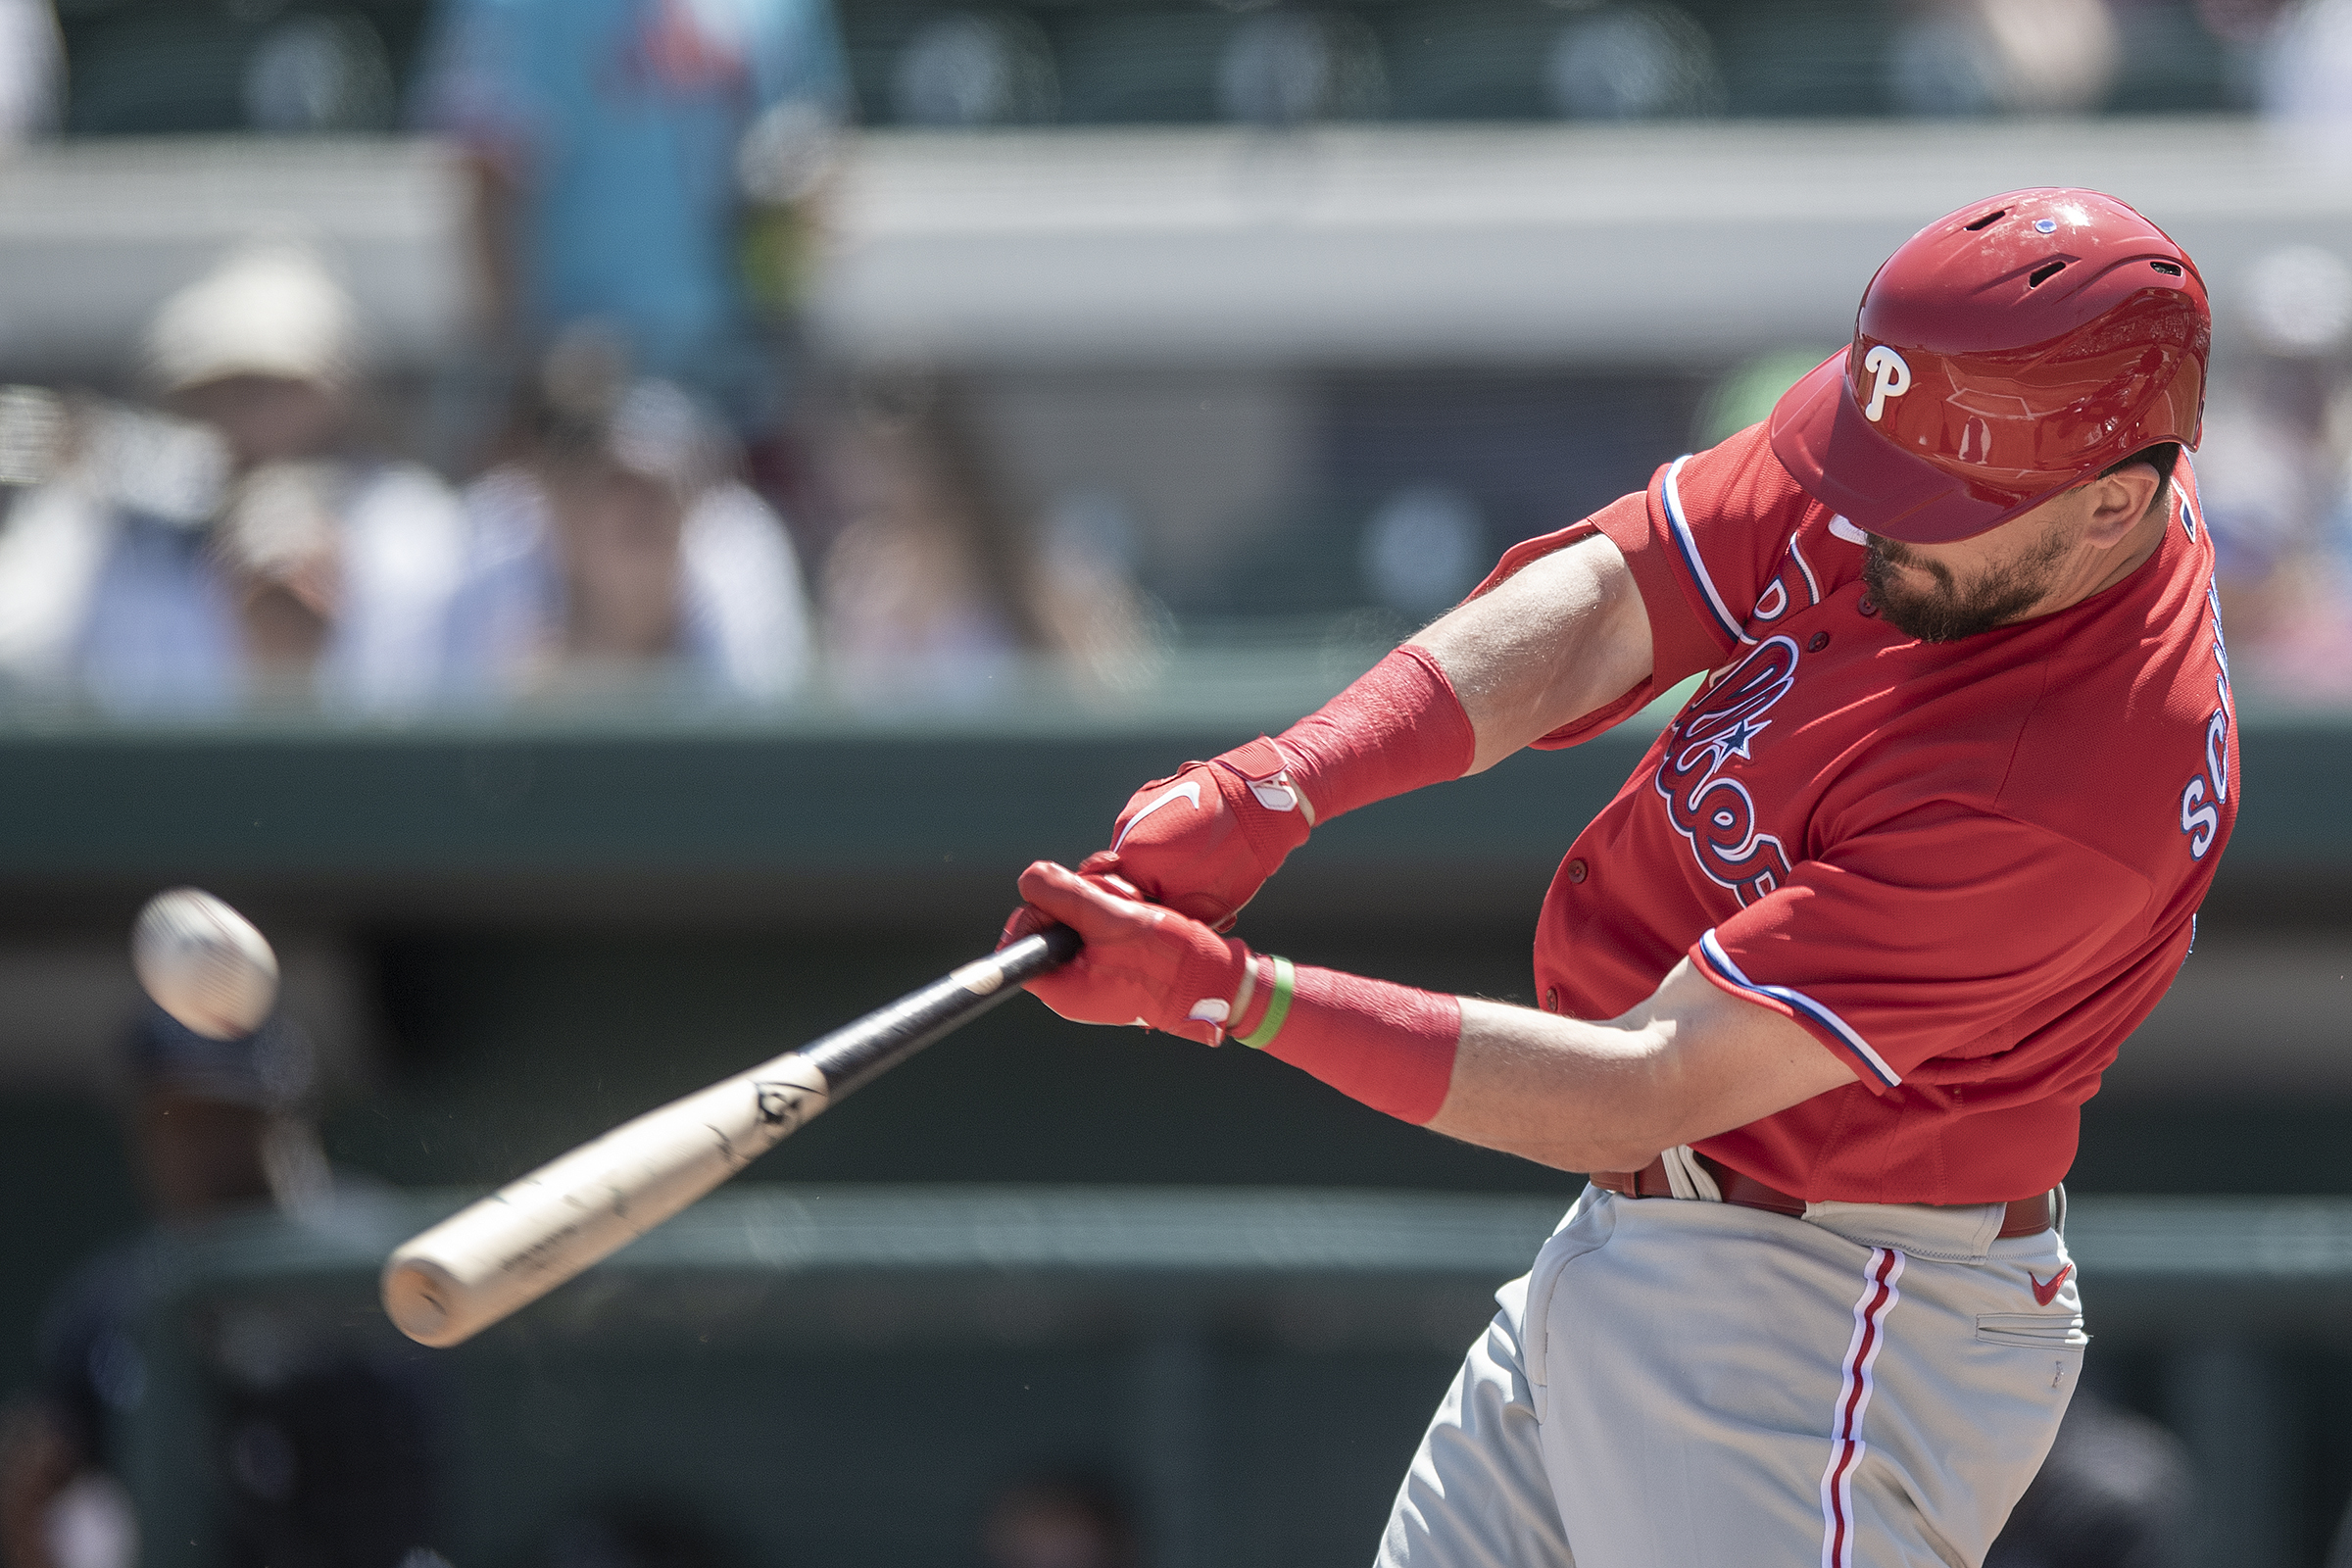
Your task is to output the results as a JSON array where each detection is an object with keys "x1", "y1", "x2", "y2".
[{"x1": 1413, "y1": 529, "x2": 1653, "y2": 772}]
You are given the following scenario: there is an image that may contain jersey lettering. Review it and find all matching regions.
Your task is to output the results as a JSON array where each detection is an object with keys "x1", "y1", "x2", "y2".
[
  {"x1": 2178, "y1": 572, "x2": 2233, "y2": 860},
  {"x1": 1745, "y1": 539, "x2": 1825, "y2": 630},
  {"x1": 1656, "y1": 635, "x2": 1799, "y2": 905},
  {"x1": 2180, "y1": 775, "x2": 2219, "y2": 858}
]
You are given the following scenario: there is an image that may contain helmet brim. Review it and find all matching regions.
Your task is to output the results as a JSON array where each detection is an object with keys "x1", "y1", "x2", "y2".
[{"x1": 1767, "y1": 350, "x2": 2051, "y2": 546}]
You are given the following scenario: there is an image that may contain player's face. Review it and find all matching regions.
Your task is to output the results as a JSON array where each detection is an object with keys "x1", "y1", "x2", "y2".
[
  {"x1": 1861, "y1": 511, "x2": 2077, "y2": 644},
  {"x1": 1861, "y1": 462, "x2": 2172, "y2": 643}
]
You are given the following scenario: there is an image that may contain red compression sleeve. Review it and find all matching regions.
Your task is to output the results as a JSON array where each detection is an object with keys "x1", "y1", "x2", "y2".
[
  {"x1": 1273, "y1": 645, "x2": 1475, "y2": 822},
  {"x1": 1228, "y1": 954, "x2": 1461, "y2": 1124}
]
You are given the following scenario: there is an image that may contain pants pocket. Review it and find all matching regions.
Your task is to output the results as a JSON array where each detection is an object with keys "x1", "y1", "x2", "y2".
[
  {"x1": 1974, "y1": 1311, "x2": 2089, "y2": 1348},
  {"x1": 1526, "y1": 1192, "x2": 1616, "y2": 1423}
]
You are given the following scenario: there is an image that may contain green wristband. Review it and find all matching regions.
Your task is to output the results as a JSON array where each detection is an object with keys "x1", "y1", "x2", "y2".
[{"x1": 1237, "y1": 956, "x2": 1296, "y2": 1050}]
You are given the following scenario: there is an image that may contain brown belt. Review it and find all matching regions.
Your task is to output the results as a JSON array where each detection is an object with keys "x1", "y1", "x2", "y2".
[{"x1": 1591, "y1": 1152, "x2": 2055, "y2": 1238}]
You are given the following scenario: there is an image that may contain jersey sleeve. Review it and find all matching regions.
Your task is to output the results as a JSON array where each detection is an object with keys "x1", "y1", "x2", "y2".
[
  {"x1": 1605, "y1": 420, "x2": 1818, "y2": 693},
  {"x1": 1690, "y1": 806, "x2": 2155, "y2": 1092},
  {"x1": 1460, "y1": 421, "x2": 1818, "y2": 751}
]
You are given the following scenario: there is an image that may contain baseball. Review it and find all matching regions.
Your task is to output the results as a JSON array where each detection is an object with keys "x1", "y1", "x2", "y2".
[{"x1": 130, "y1": 888, "x2": 279, "y2": 1040}]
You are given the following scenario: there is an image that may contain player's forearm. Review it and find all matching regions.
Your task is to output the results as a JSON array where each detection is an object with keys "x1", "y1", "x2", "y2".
[
  {"x1": 1426, "y1": 1000, "x2": 1683, "y2": 1173},
  {"x1": 1412, "y1": 530, "x2": 1653, "y2": 774},
  {"x1": 1098, "y1": 535, "x2": 1645, "y2": 921},
  {"x1": 1427, "y1": 961, "x2": 1857, "y2": 1173}
]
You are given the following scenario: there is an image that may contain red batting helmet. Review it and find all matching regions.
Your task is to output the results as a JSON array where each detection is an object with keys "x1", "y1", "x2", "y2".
[{"x1": 1769, "y1": 188, "x2": 2210, "y2": 544}]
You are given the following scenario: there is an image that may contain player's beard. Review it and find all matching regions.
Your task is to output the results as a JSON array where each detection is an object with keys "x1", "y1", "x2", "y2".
[{"x1": 1861, "y1": 521, "x2": 2072, "y2": 644}]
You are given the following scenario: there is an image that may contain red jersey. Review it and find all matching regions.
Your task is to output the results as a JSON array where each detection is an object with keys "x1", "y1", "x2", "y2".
[{"x1": 1485, "y1": 424, "x2": 2237, "y2": 1204}]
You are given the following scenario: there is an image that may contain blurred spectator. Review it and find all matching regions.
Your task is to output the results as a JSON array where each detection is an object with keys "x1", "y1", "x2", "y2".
[
  {"x1": 415, "y1": 0, "x2": 852, "y2": 437},
  {"x1": 0, "y1": 241, "x2": 466, "y2": 714},
  {"x1": 2266, "y1": 0, "x2": 2352, "y2": 158},
  {"x1": 1215, "y1": 10, "x2": 1387, "y2": 125},
  {"x1": 818, "y1": 369, "x2": 1155, "y2": 707},
  {"x1": 1544, "y1": 4, "x2": 1721, "y2": 121},
  {"x1": 437, "y1": 332, "x2": 812, "y2": 702},
  {"x1": 2194, "y1": 243, "x2": 2352, "y2": 703},
  {"x1": 0, "y1": 1005, "x2": 444, "y2": 1568},
  {"x1": 1888, "y1": 0, "x2": 2121, "y2": 116},
  {"x1": 891, "y1": 11, "x2": 1059, "y2": 126},
  {"x1": 0, "y1": 0, "x2": 58, "y2": 145},
  {"x1": 979, "y1": 1473, "x2": 1138, "y2": 1568},
  {"x1": 1984, "y1": 1387, "x2": 2193, "y2": 1568},
  {"x1": 242, "y1": 12, "x2": 395, "y2": 135},
  {"x1": 1360, "y1": 485, "x2": 1487, "y2": 619}
]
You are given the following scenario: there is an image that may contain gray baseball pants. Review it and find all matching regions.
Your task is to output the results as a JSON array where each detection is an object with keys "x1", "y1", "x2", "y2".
[{"x1": 1378, "y1": 1178, "x2": 2085, "y2": 1568}]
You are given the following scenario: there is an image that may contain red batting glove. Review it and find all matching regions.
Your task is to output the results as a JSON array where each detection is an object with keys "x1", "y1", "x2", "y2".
[
  {"x1": 1075, "y1": 648, "x2": 1477, "y2": 931},
  {"x1": 1078, "y1": 737, "x2": 1313, "y2": 933},
  {"x1": 1000, "y1": 861, "x2": 1250, "y2": 1046}
]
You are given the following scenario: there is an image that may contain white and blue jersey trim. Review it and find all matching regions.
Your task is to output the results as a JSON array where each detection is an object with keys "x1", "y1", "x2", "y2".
[
  {"x1": 1696, "y1": 930, "x2": 1901, "y2": 1088},
  {"x1": 1662, "y1": 455, "x2": 1755, "y2": 647}
]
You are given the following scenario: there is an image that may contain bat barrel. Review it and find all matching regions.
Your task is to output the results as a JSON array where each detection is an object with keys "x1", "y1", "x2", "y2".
[{"x1": 381, "y1": 925, "x2": 1078, "y2": 1348}]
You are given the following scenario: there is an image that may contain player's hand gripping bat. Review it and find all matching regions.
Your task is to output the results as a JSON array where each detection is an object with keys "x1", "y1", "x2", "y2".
[{"x1": 381, "y1": 925, "x2": 1081, "y2": 1348}]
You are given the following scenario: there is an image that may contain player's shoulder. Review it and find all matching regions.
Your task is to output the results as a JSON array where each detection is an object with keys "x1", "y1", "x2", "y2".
[{"x1": 1659, "y1": 421, "x2": 1820, "y2": 532}]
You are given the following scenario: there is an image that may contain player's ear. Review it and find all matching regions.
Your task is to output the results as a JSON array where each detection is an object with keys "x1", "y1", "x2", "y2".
[{"x1": 2082, "y1": 463, "x2": 2163, "y2": 548}]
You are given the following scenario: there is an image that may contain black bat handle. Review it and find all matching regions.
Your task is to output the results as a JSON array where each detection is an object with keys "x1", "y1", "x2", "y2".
[{"x1": 799, "y1": 924, "x2": 1082, "y2": 1102}]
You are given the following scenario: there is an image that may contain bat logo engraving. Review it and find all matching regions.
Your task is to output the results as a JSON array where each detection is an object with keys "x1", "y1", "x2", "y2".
[
  {"x1": 501, "y1": 1219, "x2": 585, "y2": 1278},
  {"x1": 754, "y1": 1081, "x2": 813, "y2": 1130}
]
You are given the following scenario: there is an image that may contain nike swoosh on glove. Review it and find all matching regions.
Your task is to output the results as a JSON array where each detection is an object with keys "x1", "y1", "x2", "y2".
[
  {"x1": 1078, "y1": 737, "x2": 1311, "y2": 933},
  {"x1": 1000, "y1": 860, "x2": 1250, "y2": 1046}
]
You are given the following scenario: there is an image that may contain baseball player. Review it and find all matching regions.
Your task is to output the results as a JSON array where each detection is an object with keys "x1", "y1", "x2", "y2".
[{"x1": 1003, "y1": 187, "x2": 2232, "y2": 1566}]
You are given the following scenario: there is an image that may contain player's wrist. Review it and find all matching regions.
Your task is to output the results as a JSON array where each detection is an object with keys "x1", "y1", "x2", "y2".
[
  {"x1": 1223, "y1": 950, "x2": 1293, "y2": 1046},
  {"x1": 1223, "y1": 956, "x2": 1461, "y2": 1125},
  {"x1": 1208, "y1": 737, "x2": 1320, "y2": 829},
  {"x1": 1165, "y1": 930, "x2": 1254, "y2": 1041},
  {"x1": 1201, "y1": 744, "x2": 1317, "y2": 872}
]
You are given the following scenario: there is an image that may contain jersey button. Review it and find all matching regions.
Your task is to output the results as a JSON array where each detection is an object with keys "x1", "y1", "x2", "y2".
[
  {"x1": 1567, "y1": 858, "x2": 1589, "y2": 884},
  {"x1": 1857, "y1": 596, "x2": 1879, "y2": 617},
  {"x1": 1809, "y1": 631, "x2": 1830, "y2": 652},
  {"x1": 1544, "y1": 987, "x2": 1560, "y2": 1013}
]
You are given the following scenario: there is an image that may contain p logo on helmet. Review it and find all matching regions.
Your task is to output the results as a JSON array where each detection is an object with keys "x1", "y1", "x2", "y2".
[{"x1": 1861, "y1": 346, "x2": 1911, "y2": 421}]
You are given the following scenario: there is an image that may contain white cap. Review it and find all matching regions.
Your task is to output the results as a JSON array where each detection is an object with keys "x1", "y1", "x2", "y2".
[{"x1": 142, "y1": 240, "x2": 359, "y2": 394}]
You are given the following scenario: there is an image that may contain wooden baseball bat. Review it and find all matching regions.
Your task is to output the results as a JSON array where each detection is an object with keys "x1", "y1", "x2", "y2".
[{"x1": 381, "y1": 925, "x2": 1081, "y2": 1348}]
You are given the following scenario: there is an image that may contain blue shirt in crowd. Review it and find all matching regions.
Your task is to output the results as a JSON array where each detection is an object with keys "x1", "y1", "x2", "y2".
[{"x1": 416, "y1": 0, "x2": 850, "y2": 397}]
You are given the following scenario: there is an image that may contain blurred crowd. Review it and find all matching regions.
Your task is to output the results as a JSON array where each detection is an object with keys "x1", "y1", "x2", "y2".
[
  {"x1": 0, "y1": 0, "x2": 2330, "y2": 716},
  {"x1": 0, "y1": 0, "x2": 1148, "y2": 722},
  {"x1": 0, "y1": 0, "x2": 2334, "y2": 715}
]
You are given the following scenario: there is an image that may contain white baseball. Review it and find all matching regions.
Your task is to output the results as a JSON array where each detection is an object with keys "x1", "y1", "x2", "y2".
[{"x1": 130, "y1": 888, "x2": 279, "y2": 1040}]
